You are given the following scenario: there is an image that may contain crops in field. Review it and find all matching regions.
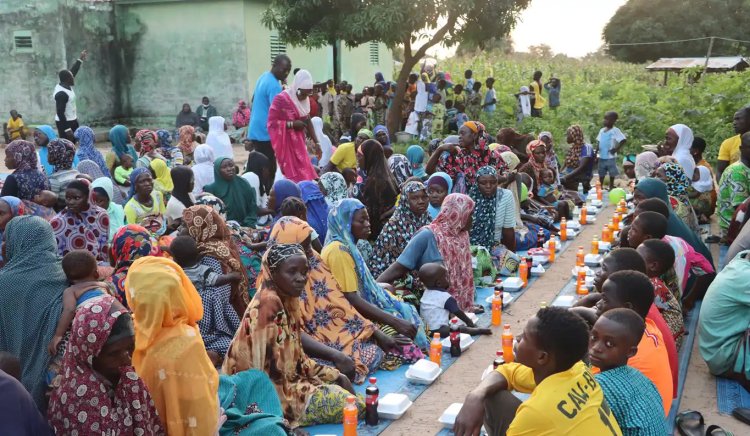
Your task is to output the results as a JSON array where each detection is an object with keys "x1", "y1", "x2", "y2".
[{"x1": 435, "y1": 55, "x2": 750, "y2": 163}]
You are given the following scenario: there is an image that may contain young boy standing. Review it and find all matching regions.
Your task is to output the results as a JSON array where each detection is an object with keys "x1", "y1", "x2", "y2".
[
  {"x1": 590, "y1": 308, "x2": 668, "y2": 435},
  {"x1": 596, "y1": 111, "x2": 627, "y2": 190},
  {"x1": 453, "y1": 307, "x2": 622, "y2": 436},
  {"x1": 482, "y1": 78, "x2": 497, "y2": 114}
]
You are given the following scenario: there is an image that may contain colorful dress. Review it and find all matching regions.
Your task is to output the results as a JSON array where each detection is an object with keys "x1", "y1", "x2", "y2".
[
  {"x1": 661, "y1": 162, "x2": 700, "y2": 232},
  {"x1": 436, "y1": 136, "x2": 500, "y2": 189},
  {"x1": 47, "y1": 295, "x2": 163, "y2": 435},
  {"x1": 73, "y1": 126, "x2": 110, "y2": 177},
  {"x1": 50, "y1": 204, "x2": 110, "y2": 261},
  {"x1": 107, "y1": 225, "x2": 154, "y2": 307},
  {"x1": 267, "y1": 82, "x2": 318, "y2": 183},
  {"x1": 718, "y1": 161, "x2": 750, "y2": 232},
  {"x1": 650, "y1": 276, "x2": 685, "y2": 349}
]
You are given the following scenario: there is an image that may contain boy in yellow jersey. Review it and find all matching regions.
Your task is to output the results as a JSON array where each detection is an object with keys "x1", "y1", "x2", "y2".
[{"x1": 454, "y1": 306, "x2": 621, "y2": 436}]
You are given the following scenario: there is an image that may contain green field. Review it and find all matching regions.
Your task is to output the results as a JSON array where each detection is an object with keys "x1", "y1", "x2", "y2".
[{"x1": 420, "y1": 55, "x2": 749, "y2": 163}]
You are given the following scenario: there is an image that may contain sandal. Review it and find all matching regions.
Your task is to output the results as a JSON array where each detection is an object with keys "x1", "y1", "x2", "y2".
[
  {"x1": 704, "y1": 235, "x2": 721, "y2": 244},
  {"x1": 675, "y1": 410, "x2": 705, "y2": 436},
  {"x1": 706, "y1": 424, "x2": 733, "y2": 435},
  {"x1": 473, "y1": 305, "x2": 485, "y2": 314},
  {"x1": 732, "y1": 407, "x2": 750, "y2": 426}
]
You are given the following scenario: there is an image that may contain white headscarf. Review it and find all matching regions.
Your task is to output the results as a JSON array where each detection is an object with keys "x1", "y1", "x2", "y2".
[
  {"x1": 285, "y1": 69, "x2": 313, "y2": 117},
  {"x1": 205, "y1": 116, "x2": 233, "y2": 160},
  {"x1": 312, "y1": 117, "x2": 333, "y2": 167},
  {"x1": 518, "y1": 86, "x2": 531, "y2": 116},
  {"x1": 669, "y1": 124, "x2": 695, "y2": 179},
  {"x1": 191, "y1": 144, "x2": 215, "y2": 195},
  {"x1": 692, "y1": 166, "x2": 713, "y2": 193}
]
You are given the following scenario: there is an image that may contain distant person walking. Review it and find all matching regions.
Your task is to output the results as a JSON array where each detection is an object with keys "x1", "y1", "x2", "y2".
[
  {"x1": 249, "y1": 54, "x2": 292, "y2": 178},
  {"x1": 529, "y1": 70, "x2": 545, "y2": 118},
  {"x1": 544, "y1": 76, "x2": 561, "y2": 110},
  {"x1": 196, "y1": 97, "x2": 217, "y2": 132},
  {"x1": 54, "y1": 49, "x2": 88, "y2": 140}
]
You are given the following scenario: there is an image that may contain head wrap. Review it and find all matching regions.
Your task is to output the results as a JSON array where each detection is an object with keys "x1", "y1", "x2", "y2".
[
  {"x1": 669, "y1": 124, "x2": 695, "y2": 178},
  {"x1": 177, "y1": 125, "x2": 197, "y2": 155},
  {"x1": 74, "y1": 126, "x2": 110, "y2": 177},
  {"x1": 661, "y1": 162, "x2": 691, "y2": 197},
  {"x1": 388, "y1": 154, "x2": 412, "y2": 187},
  {"x1": 373, "y1": 125, "x2": 391, "y2": 146},
  {"x1": 6, "y1": 140, "x2": 38, "y2": 171},
  {"x1": 109, "y1": 125, "x2": 137, "y2": 162},
  {"x1": 203, "y1": 158, "x2": 258, "y2": 227},
  {"x1": 564, "y1": 125, "x2": 585, "y2": 169},
  {"x1": 357, "y1": 128, "x2": 374, "y2": 139},
  {"x1": 635, "y1": 151, "x2": 660, "y2": 180},
  {"x1": 320, "y1": 172, "x2": 347, "y2": 207},
  {"x1": 135, "y1": 130, "x2": 158, "y2": 155},
  {"x1": 127, "y1": 167, "x2": 150, "y2": 199},
  {"x1": 406, "y1": 145, "x2": 426, "y2": 178},
  {"x1": 500, "y1": 151, "x2": 521, "y2": 171},
  {"x1": 285, "y1": 69, "x2": 313, "y2": 117},
  {"x1": 692, "y1": 166, "x2": 713, "y2": 193},
  {"x1": 47, "y1": 138, "x2": 76, "y2": 171},
  {"x1": 469, "y1": 166, "x2": 500, "y2": 248},
  {"x1": 107, "y1": 224, "x2": 154, "y2": 306},
  {"x1": 266, "y1": 243, "x2": 306, "y2": 273}
]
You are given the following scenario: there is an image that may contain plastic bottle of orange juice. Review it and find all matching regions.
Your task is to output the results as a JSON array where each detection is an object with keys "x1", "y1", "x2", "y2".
[
  {"x1": 580, "y1": 206, "x2": 587, "y2": 225},
  {"x1": 491, "y1": 291, "x2": 502, "y2": 326},
  {"x1": 519, "y1": 261, "x2": 528, "y2": 287},
  {"x1": 429, "y1": 333, "x2": 442, "y2": 366},
  {"x1": 502, "y1": 324, "x2": 514, "y2": 363},
  {"x1": 591, "y1": 236, "x2": 599, "y2": 255},
  {"x1": 577, "y1": 284, "x2": 589, "y2": 296},
  {"x1": 548, "y1": 239, "x2": 556, "y2": 263},
  {"x1": 576, "y1": 268, "x2": 586, "y2": 291},
  {"x1": 602, "y1": 226, "x2": 611, "y2": 243},
  {"x1": 343, "y1": 395, "x2": 358, "y2": 436},
  {"x1": 576, "y1": 246, "x2": 584, "y2": 267},
  {"x1": 560, "y1": 218, "x2": 567, "y2": 241}
]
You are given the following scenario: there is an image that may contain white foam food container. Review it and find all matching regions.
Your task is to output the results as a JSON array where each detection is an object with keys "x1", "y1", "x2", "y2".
[
  {"x1": 571, "y1": 266, "x2": 593, "y2": 277},
  {"x1": 484, "y1": 292, "x2": 512, "y2": 306},
  {"x1": 454, "y1": 312, "x2": 479, "y2": 327},
  {"x1": 438, "y1": 403, "x2": 464, "y2": 428},
  {"x1": 585, "y1": 275, "x2": 595, "y2": 288},
  {"x1": 584, "y1": 254, "x2": 603, "y2": 267},
  {"x1": 405, "y1": 359, "x2": 443, "y2": 384},
  {"x1": 503, "y1": 277, "x2": 524, "y2": 292},
  {"x1": 598, "y1": 241, "x2": 611, "y2": 252},
  {"x1": 586, "y1": 205, "x2": 598, "y2": 214},
  {"x1": 590, "y1": 199, "x2": 603, "y2": 207},
  {"x1": 568, "y1": 220, "x2": 582, "y2": 230},
  {"x1": 532, "y1": 254, "x2": 549, "y2": 266},
  {"x1": 531, "y1": 264, "x2": 545, "y2": 276},
  {"x1": 481, "y1": 364, "x2": 494, "y2": 380},
  {"x1": 377, "y1": 393, "x2": 412, "y2": 420},
  {"x1": 544, "y1": 237, "x2": 561, "y2": 252},
  {"x1": 442, "y1": 333, "x2": 474, "y2": 352}
]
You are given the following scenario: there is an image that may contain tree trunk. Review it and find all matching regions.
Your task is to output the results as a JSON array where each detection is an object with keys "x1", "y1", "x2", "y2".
[{"x1": 386, "y1": 53, "x2": 419, "y2": 139}]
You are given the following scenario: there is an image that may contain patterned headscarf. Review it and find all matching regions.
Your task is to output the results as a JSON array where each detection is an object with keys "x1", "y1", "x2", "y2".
[
  {"x1": 74, "y1": 126, "x2": 110, "y2": 177},
  {"x1": 266, "y1": 243, "x2": 306, "y2": 272},
  {"x1": 47, "y1": 295, "x2": 162, "y2": 435},
  {"x1": 320, "y1": 172, "x2": 347, "y2": 207},
  {"x1": 127, "y1": 167, "x2": 150, "y2": 199},
  {"x1": 177, "y1": 125, "x2": 197, "y2": 155},
  {"x1": 370, "y1": 181, "x2": 431, "y2": 278},
  {"x1": 661, "y1": 162, "x2": 691, "y2": 197},
  {"x1": 525, "y1": 139, "x2": 547, "y2": 180},
  {"x1": 373, "y1": 125, "x2": 391, "y2": 146},
  {"x1": 107, "y1": 224, "x2": 154, "y2": 306},
  {"x1": 469, "y1": 166, "x2": 499, "y2": 249},
  {"x1": 427, "y1": 193, "x2": 476, "y2": 311},
  {"x1": 6, "y1": 139, "x2": 38, "y2": 171},
  {"x1": 195, "y1": 193, "x2": 227, "y2": 218},
  {"x1": 156, "y1": 129, "x2": 172, "y2": 149},
  {"x1": 135, "y1": 130, "x2": 158, "y2": 155},
  {"x1": 0, "y1": 196, "x2": 25, "y2": 218},
  {"x1": 6, "y1": 140, "x2": 51, "y2": 201},
  {"x1": 500, "y1": 151, "x2": 521, "y2": 171},
  {"x1": 388, "y1": 154, "x2": 413, "y2": 187},
  {"x1": 183, "y1": 205, "x2": 249, "y2": 315},
  {"x1": 564, "y1": 125, "x2": 585, "y2": 169},
  {"x1": 326, "y1": 199, "x2": 429, "y2": 349},
  {"x1": 47, "y1": 138, "x2": 76, "y2": 171},
  {"x1": 635, "y1": 151, "x2": 660, "y2": 180}
]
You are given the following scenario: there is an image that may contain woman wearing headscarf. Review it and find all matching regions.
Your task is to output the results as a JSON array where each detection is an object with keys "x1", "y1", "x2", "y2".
[
  {"x1": 91, "y1": 177, "x2": 126, "y2": 241},
  {"x1": 352, "y1": 139, "x2": 399, "y2": 241},
  {"x1": 47, "y1": 137, "x2": 80, "y2": 199},
  {"x1": 635, "y1": 151, "x2": 660, "y2": 181},
  {"x1": 688, "y1": 166, "x2": 715, "y2": 221},
  {"x1": 323, "y1": 199, "x2": 429, "y2": 350},
  {"x1": 1, "y1": 140, "x2": 50, "y2": 201},
  {"x1": 427, "y1": 121, "x2": 499, "y2": 190},
  {"x1": 373, "y1": 124, "x2": 393, "y2": 156},
  {"x1": 407, "y1": 145, "x2": 427, "y2": 179},
  {"x1": 150, "y1": 158, "x2": 174, "y2": 200},
  {"x1": 134, "y1": 129, "x2": 164, "y2": 169},
  {"x1": 268, "y1": 217, "x2": 389, "y2": 384},
  {"x1": 231, "y1": 100, "x2": 251, "y2": 141},
  {"x1": 270, "y1": 179, "x2": 303, "y2": 222},
  {"x1": 34, "y1": 125, "x2": 63, "y2": 175},
  {"x1": 206, "y1": 116, "x2": 233, "y2": 160},
  {"x1": 177, "y1": 125, "x2": 198, "y2": 165},
  {"x1": 108, "y1": 224, "x2": 154, "y2": 306},
  {"x1": 664, "y1": 124, "x2": 695, "y2": 179},
  {"x1": 223, "y1": 243, "x2": 361, "y2": 428},
  {"x1": 369, "y1": 181, "x2": 432, "y2": 297},
  {"x1": 0, "y1": 216, "x2": 67, "y2": 408},
  {"x1": 539, "y1": 131, "x2": 560, "y2": 179},
  {"x1": 426, "y1": 172, "x2": 452, "y2": 220},
  {"x1": 560, "y1": 124, "x2": 595, "y2": 191},
  {"x1": 655, "y1": 162, "x2": 700, "y2": 232},
  {"x1": 204, "y1": 157, "x2": 257, "y2": 227},
  {"x1": 156, "y1": 129, "x2": 183, "y2": 167},
  {"x1": 191, "y1": 144, "x2": 215, "y2": 195},
  {"x1": 267, "y1": 70, "x2": 319, "y2": 183},
  {"x1": 312, "y1": 116, "x2": 333, "y2": 167},
  {"x1": 50, "y1": 179, "x2": 110, "y2": 261},
  {"x1": 73, "y1": 125, "x2": 110, "y2": 177},
  {"x1": 47, "y1": 295, "x2": 163, "y2": 435},
  {"x1": 166, "y1": 165, "x2": 194, "y2": 224},
  {"x1": 377, "y1": 194, "x2": 477, "y2": 313},
  {"x1": 468, "y1": 166, "x2": 520, "y2": 275},
  {"x1": 124, "y1": 168, "x2": 167, "y2": 236},
  {"x1": 319, "y1": 172, "x2": 348, "y2": 207},
  {"x1": 78, "y1": 158, "x2": 128, "y2": 206},
  {"x1": 242, "y1": 151, "x2": 274, "y2": 225},
  {"x1": 0, "y1": 196, "x2": 26, "y2": 265},
  {"x1": 184, "y1": 204, "x2": 250, "y2": 320},
  {"x1": 388, "y1": 154, "x2": 413, "y2": 187},
  {"x1": 299, "y1": 180, "x2": 329, "y2": 243},
  {"x1": 125, "y1": 256, "x2": 219, "y2": 435},
  {"x1": 109, "y1": 124, "x2": 138, "y2": 162},
  {"x1": 518, "y1": 139, "x2": 549, "y2": 192}
]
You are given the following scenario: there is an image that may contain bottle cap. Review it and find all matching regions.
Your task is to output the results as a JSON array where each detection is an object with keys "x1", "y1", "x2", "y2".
[
  {"x1": 346, "y1": 395, "x2": 356, "y2": 403},
  {"x1": 369, "y1": 377, "x2": 377, "y2": 384},
  {"x1": 504, "y1": 323, "x2": 510, "y2": 329},
  {"x1": 451, "y1": 318, "x2": 458, "y2": 323},
  {"x1": 433, "y1": 332, "x2": 440, "y2": 339},
  {"x1": 496, "y1": 350, "x2": 503, "y2": 356},
  {"x1": 494, "y1": 290, "x2": 500, "y2": 296}
]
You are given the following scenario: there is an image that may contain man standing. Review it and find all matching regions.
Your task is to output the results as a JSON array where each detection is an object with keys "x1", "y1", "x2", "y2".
[
  {"x1": 248, "y1": 54, "x2": 292, "y2": 177},
  {"x1": 196, "y1": 96, "x2": 217, "y2": 132},
  {"x1": 717, "y1": 107, "x2": 750, "y2": 180},
  {"x1": 54, "y1": 49, "x2": 88, "y2": 140}
]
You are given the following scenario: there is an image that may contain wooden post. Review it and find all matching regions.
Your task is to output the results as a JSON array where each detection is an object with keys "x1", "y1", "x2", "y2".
[
  {"x1": 704, "y1": 36, "x2": 715, "y2": 70},
  {"x1": 663, "y1": 70, "x2": 668, "y2": 86}
]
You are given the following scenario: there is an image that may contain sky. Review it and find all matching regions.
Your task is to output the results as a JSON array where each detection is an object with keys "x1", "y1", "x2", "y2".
[{"x1": 431, "y1": 0, "x2": 627, "y2": 58}]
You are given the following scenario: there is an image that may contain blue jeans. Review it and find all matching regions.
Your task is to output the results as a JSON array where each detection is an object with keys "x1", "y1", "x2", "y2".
[{"x1": 598, "y1": 158, "x2": 619, "y2": 178}]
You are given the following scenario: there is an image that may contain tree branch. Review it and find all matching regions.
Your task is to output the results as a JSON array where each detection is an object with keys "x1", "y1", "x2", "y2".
[{"x1": 413, "y1": 13, "x2": 458, "y2": 60}]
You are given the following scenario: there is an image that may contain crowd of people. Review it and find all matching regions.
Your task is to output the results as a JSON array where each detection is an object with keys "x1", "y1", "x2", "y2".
[{"x1": 0, "y1": 50, "x2": 749, "y2": 435}]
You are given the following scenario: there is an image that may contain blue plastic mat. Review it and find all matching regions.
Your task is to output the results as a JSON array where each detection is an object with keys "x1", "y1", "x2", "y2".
[
  {"x1": 717, "y1": 376, "x2": 750, "y2": 415},
  {"x1": 666, "y1": 301, "x2": 702, "y2": 431}
]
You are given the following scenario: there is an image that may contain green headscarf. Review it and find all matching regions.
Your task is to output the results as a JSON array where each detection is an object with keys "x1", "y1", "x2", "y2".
[
  {"x1": 357, "y1": 128, "x2": 374, "y2": 139},
  {"x1": 204, "y1": 158, "x2": 258, "y2": 227}
]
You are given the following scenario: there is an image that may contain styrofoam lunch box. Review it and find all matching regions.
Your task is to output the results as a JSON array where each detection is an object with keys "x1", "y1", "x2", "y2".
[
  {"x1": 532, "y1": 254, "x2": 549, "y2": 266},
  {"x1": 598, "y1": 241, "x2": 611, "y2": 252},
  {"x1": 441, "y1": 333, "x2": 474, "y2": 352},
  {"x1": 377, "y1": 393, "x2": 412, "y2": 420},
  {"x1": 567, "y1": 220, "x2": 582, "y2": 230},
  {"x1": 584, "y1": 253, "x2": 603, "y2": 267},
  {"x1": 438, "y1": 403, "x2": 464, "y2": 428},
  {"x1": 531, "y1": 264, "x2": 545, "y2": 276},
  {"x1": 571, "y1": 266, "x2": 594, "y2": 277},
  {"x1": 454, "y1": 312, "x2": 479, "y2": 327},
  {"x1": 503, "y1": 277, "x2": 524, "y2": 292},
  {"x1": 405, "y1": 359, "x2": 442, "y2": 384},
  {"x1": 485, "y1": 292, "x2": 512, "y2": 306},
  {"x1": 544, "y1": 237, "x2": 561, "y2": 251}
]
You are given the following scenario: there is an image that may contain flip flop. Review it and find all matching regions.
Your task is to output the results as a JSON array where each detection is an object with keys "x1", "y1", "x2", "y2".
[
  {"x1": 732, "y1": 407, "x2": 750, "y2": 426},
  {"x1": 706, "y1": 424, "x2": 733, "y2": 435},
  {"x1": 704, "y1": 235, "x2": 721, "y2": 244},
  {"x1": 675, "y1": 410, "x2": 705, "y2": 436},
  {"x1": 473, "y1": 305, "x2": 485, "y2": 314}
]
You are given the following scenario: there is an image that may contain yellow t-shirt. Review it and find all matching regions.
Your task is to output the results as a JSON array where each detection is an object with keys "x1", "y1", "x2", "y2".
[
  {"x1": 717, "y1": 134, "x2": 741, "y2": 164},
  {"x1": 329, "y1": 142, "x2": 357, "y2": 171},
  {"x1": 531, "y1": 82, "x2": 546, "y2": 109},
  {"x1": 321, "y1": 241, "x2": 359, "y2": 293},
  {"x1": 496, "y1": 361, "x2": 622, "y2": 436},
  {"x1": 6, "y1": 116, "x2": 25, "y2": 140}
]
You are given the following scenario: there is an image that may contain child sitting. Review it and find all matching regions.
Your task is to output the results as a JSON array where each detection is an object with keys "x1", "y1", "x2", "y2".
[
  {"x1": 590, "y1": 308, "x2": 668, "y2": 435},
  {"x1": 536, "y1": 168, "x2": 560, "y2": 206},
  {"x1": 636, "y1": 238, "x2": 685, "y2": 348},
  {"x1": 47, "y1": 250, "x2": 108, "y2": 355},
  {"x1": 170, "y1": 236, "x2": 242, "y2": 292},
  {"x1": 114, "y1": 154, "x2": 134, "y2": 186},
  {"x1": 418, "y1": 263, "x2": 491, "y2": 337}
]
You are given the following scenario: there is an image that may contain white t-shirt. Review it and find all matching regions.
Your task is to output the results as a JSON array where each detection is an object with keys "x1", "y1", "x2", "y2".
[
  {"x1": 165, "y1": 194, "x2": 195, "y2": 224},
  {"x1": 241, "y1": 172, "x2": 271, "y2": 225},
  {"x1": 420, "y1": 288, "x2": 460, "y2": 331}
]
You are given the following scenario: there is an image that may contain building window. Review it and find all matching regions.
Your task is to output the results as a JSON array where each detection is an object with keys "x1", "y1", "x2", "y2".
[
  {"x1": 270, "y1": 33, "x2": 286, "y2": 62},
  {"x1": 369, "y1": 42, "x2": 379, "y2": 65},
  {"x1": 13, "y1": 30, "x2": 33, "y2": 54}
]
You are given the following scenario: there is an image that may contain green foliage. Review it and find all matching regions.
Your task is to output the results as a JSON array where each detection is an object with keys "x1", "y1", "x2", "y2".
[
  {"x1": 604, "y1": 0, "x2": 749, "y2": 63},
  {"x1": 439, "y1": 54, "x2": 750, "y2": 163}
]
